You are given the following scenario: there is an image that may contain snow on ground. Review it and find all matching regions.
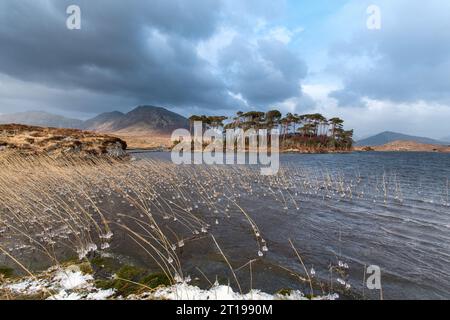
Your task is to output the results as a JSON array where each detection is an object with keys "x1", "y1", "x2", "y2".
[
  {"x1": 2, "y1": 267, "x2": 115, "y2": 300},
  {"x1": 53, "y1": 269, "x2": 93, "y2": 290},
  {"x1": 7, "y1": 278, "x2": 47, "y2": 295},
  {"x1": 1, "y1": 267, "x2": 338, "y2": 300},
  {"x1": 150, "y1": 282, "x2": 339, "y2": 300}
]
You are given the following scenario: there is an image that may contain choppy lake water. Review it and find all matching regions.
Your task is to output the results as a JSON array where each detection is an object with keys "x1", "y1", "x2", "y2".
[{"x1": 129, "y1": 151, "x2": 450, "y2": 300}]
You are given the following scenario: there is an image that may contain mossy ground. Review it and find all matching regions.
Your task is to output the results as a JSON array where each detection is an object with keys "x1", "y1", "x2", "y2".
[
  {"x1": 276, "y1": 288, "x2": 293, "y2": 296},
  {"x1": 95, "y1": 265, "x2": 170, "y2": 297},
  {"x1": 84, "y1": 254, "x2": 171, "y2": 297},
  {"x1": 0, "y1": 266, "x2": 14, "y2": 278}
]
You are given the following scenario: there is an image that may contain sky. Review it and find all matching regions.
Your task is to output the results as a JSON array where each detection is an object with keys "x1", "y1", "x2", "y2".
[{"x1": 0, "y1": 0, "x2": 449, "y2": 139}]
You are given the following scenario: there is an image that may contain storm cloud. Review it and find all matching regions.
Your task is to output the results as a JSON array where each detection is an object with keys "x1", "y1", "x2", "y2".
[
  {"x1": 0, "y1": 0, "x2": 307, "y2": 115},
  {"x1": 0, "y1": 0, "x2": 448, "y2": 139}
]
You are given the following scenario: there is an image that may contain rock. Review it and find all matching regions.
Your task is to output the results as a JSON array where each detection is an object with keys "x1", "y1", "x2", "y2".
[{"x1": 106, "y1": 142, "x2": 128, "y2": 157}]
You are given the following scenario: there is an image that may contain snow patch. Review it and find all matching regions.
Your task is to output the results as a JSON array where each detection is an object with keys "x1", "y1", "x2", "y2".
[
  {"x1": 152, "y1": 282, "x2": 339, "y2": 301},
  {"x1": 2, "y1": 267, "x2": 114, "y2": 300},
  {"x1": 54, "y1": 270, "x2": 93, "y2": 290},
  {"x1": 2, "y1": 268, "x2": 338, "y2": 301}
]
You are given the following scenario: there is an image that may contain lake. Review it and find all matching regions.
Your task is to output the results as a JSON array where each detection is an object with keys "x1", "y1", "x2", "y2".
[{"x1": 129, "y1": 151, "x2": 450, "y2": 300}]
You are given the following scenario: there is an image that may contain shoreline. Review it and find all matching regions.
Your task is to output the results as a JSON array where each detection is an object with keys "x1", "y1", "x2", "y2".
[
  {"x1": 127, "y1": 148, "x2": 450, "y2": 154},
  {"x1": 0, "y1": 263, "x2": 338, "y2": 301}
]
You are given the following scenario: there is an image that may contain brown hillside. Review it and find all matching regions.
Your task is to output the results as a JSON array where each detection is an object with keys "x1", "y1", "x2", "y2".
[
  {"x1": 0, "y1": 124, "x2": 127, "y2": 157},
  {"x1": 355, "y1": 140, "x2": 450, "y2": 153}
]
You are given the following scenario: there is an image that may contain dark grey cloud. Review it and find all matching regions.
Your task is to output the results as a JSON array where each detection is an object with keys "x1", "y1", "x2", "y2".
[
  {"x1": 329, "y1": 89, "x2": 366, "y2": 108},
  {"x1": 219, "y1": 37, "x2": 307, "y2": 106},
  {"x1": 0, "y1": 0, "x2": 232, "y2": 113},
  {"x1": 0, "y1": 0, "x2": 307, "y2": 116},
  {"x1": 329, "y1": 0, "x2": 450, "y2": 107}
]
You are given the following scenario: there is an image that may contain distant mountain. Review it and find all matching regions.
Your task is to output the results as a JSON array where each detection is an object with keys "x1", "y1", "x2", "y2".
[
  {"x1": 356, "y1": 131, "x2": 448, "y2": 146},
  {"x1": 0, "y1": 106, "x2": 189, "y2": 135},
  {"x1": 0, "y1": 111, "x2": 84, "y2": 129},
  {"x1": 441, "y1": 135, "x2": 450, "y2": 143},
  {"x1": 84, "y1": 105, "x2": 189, "y2": 135},
  {"x1": 82, "y1": 111, "x2": 125, "y2": 132}
]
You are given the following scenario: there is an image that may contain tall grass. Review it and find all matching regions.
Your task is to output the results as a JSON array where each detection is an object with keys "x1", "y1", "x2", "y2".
[
  {"x1": 0, "y1": 153, "x2": 273, "y2": 284},
  {"x1": 0, "y1": 151, "x2": 437, "y2": 298}
]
